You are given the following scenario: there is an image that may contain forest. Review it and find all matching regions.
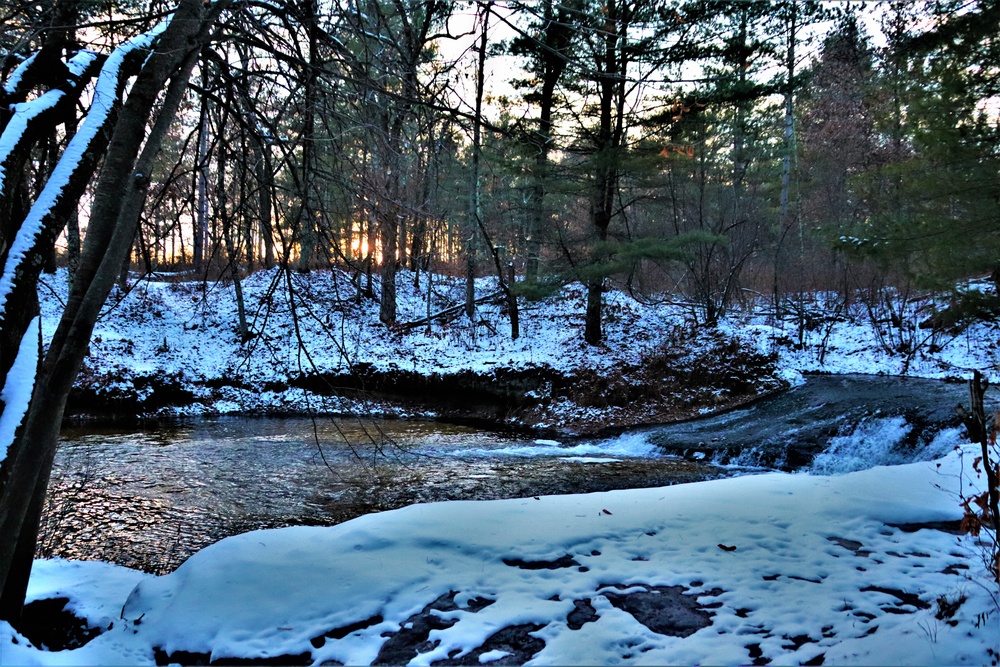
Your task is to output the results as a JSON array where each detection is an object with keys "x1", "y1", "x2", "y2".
[
  {"x1": 0, "y1": 0, "x2": 998, "y2": 663},
  {"x1": 3, "y1": 0, "x2": 998, "y2": 343}
]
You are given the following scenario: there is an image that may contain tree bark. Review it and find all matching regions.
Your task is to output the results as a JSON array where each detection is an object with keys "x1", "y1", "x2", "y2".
[
  {"x1": 469, "y1": 3, "x2": 518, "y2": 339},
  {"x1": 195, "y1": 65, "x2": 210, "y2": 273},
  {"x1": 378, "y1": 212, "x2": 398, "y2": 324},
  {"x1": 957, "y1": 371, "x2": 1000, "y2": 538}
]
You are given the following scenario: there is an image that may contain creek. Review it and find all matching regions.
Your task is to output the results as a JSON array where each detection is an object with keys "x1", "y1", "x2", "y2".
[{"x1": 40, "y1": 374, "x2": 985, "y2": 573}]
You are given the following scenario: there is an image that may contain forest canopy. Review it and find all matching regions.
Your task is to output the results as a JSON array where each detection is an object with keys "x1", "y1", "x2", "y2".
[{"x1": 1, "y1": 0, "x2": 996, "y2": 334}]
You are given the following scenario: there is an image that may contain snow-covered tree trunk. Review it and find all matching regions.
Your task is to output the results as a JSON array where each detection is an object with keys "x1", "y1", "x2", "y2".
[{"x1": 0, "y1": 0, "x2": 231, "y2": 622}]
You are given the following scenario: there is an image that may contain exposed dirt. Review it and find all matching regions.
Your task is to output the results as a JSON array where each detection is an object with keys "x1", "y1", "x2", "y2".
[
  {"x1": 68, "y1": 329, "x2": 787, "y2": 437},
  {"x1": 142, "y1": 583, "x2": 718, "y2": 666},
  {"x1": 13, "y1": 598, "x2": 103, "y2": 652}
]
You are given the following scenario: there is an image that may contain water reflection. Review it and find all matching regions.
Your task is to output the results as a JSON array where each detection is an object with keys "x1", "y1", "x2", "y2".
[
  {"x1": 43, "y1": 374, "x2": 974, "y2": 572},
  {"x1": 42, "y1": 417, "x2": 722, "y2": 573}
]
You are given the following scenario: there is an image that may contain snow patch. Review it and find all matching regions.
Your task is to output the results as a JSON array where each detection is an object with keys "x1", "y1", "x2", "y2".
[{"x1": 6, "y1": 444, "x2": 994, "y2": 666}]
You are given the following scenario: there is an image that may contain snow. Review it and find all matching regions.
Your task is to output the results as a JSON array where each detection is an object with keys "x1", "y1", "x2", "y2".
[
  {"x1": 33, "y1": 266, "x2": 1000, "y2": 424},
  {"x1": 0, "y1": 54, "x2": 106, "y2": 196},
  {"x1": 36, "y1": 268, "x2": 701, "y2": 420},
  {"x1": 2, "y1": 52, "x2": 36, "y2": 95},
  {"x1": 434, "y1": 434, "x2": 659, "y2": 460},
  {"x1": 0, "y1": 90, "x2": 66, "y2": 183},
  {"x1": 0, "y1": 316, "x2": 38, "y2": 465},
  {"x1": 2, "y1": 267, "x2": 997, "y2": 664},
  {"x1": 64, "y1": 51, "x2": 99, "y2": 79},
  {"x1": 1, "y1": 445, "x2": 995, "y2": 665}
]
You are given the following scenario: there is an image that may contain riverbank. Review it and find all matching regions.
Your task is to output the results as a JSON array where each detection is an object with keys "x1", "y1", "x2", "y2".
[
  {"x1": 10, "y1": 438, "x2": 998, "y2": 666},
  {"x1": 43, "y1": 266, "x2": 1000, "y2": 434},
  {"x1": 12, "y1": 269, "x2": 999, "y2": 665},
  {"x1": 66, "y1": 328, "x2": 789, "y2": 437}
]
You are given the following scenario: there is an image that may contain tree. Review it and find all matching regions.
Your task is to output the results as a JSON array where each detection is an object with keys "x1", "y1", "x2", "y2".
[
  {"x1": 466, "y1": 2, "x2": 521, "y2": 338},
  {"x1": 569, "y1": 0, "x2": 706, "y2": 344},
  {"x1": 769, "y1": 0, "x2": 837, "y2": 330},
  {"x1": 507, "y1": 0, "x2": 583, "y2": 285},
  {"x1": 796, "y1": 14, "x2": 877, "y2": 289},
  {"x1": 333, "y1": 0, "x2": 453, "y2": 325},
  {"x1": 670, "y1": 0, "x2": 783, "y2": 324},
  {"x1": 0, "y1": 0, "x2": 230, "y2": 621},
  {"x1": 842, "y1": 1, "x2": 1000, "y2": 292}
]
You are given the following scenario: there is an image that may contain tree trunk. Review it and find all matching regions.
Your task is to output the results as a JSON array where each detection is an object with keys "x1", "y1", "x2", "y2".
[
  {"x1": 379, "y1": 213, "x2": 397, "y2": 325},
  {"x1": 584, "y1": 0, "x2": 620, "y2": 346},
  {"x1": 586, "y1": 146, "x2": 616, "y2": 343},
  {"x1": 66, "y1": 208, "x2": 81, "y2": 284},
  {"x1": 0, "y1": 0, "x2": 227, "y2": 620},
  {"x1": 195, "y1": 68, "x2": 210, "y2": 274},
  {"x1": 957, "y1": 371, "x2": 1000, "y2": 538},
  {"x1": 296, "y1": 0, "x2": 320, "y2": 273},
  {"x1": 217, "y1": 118, "x2": 249, "y2": 340},
  {"x1": 0, "y1": 53, "x2": 105, "y2": 389},
  {"x1": 258, "y1": 143, "x2": 276, "y2": 269},
  {"x1": 469, "y1": 4, "x2": 518, "y2": 339}
]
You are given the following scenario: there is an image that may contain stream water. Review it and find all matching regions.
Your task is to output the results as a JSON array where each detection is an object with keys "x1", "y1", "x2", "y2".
[{"x1": 40, "y1": 374, "x2": 986, "y2": 573}]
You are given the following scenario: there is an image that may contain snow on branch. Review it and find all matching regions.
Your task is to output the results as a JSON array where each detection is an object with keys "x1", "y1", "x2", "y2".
[
  {"x1": 0, "y1": 316, "x2": 38, "y2": 466},
  {"x1": 0, "y1": 90, "x2": 66, "y2": 180},
  {"x1": 0, "y1": 21, "x2": 169, "y2": 326},
  {"x1": 2, "y1": 53, "x2": 37, "y2": 96},
  {"x1": 65, "y1": 49, "x2": 101, "y2": 79},
  {"x1": 0, "y1": 52, "x2": 101, "y2": 186}
]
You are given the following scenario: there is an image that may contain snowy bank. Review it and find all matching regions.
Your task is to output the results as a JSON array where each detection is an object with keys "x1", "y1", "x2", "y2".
[
  {"x1": 45, "y1": 268, "x2": 789, "y2": 434},
  {"x1": 3, "y1": 442, "x2": 997, "y2": 665},
  {"x1": 6, "y1": 269, "x2": 997, "y2": 665},
  {"x1": 40, "y1": 267, "x2": 1000, "y2": 433}
]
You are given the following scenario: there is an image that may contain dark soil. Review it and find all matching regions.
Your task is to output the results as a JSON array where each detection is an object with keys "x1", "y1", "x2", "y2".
[
  {"x1": 67, "y1": 329, "x2": 787, "y2": 437},
  {"x1": 600, "y1": 584, "x2": 717, "y2": 638},
  {"x1": 11, "y1": 597, "x2": 102, "y2": 651},
  {"x1": 147, "y1": 583, "x2": 718, "y2": 665}
]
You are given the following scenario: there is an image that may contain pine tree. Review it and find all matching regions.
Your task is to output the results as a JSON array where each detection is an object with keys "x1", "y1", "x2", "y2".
[
  {"x1": 507, "y1": 0, "x2": 583, "y2": 285},
  {"x1": 843, "y1": 2, "x2": 1000, "y2": 292},
  {"x1": 570, "y1": 0, "x2": 708, "y2": 344},
  {"x1": 797, "y1": 15, "x2": 877, "y2": 270}
]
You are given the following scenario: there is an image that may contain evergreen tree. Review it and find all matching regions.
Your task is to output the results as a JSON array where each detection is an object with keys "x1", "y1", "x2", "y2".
[
  {"x1": 842, "y1": 1, "x2": 1000, "y2": 293},
  {"x1": 797, "y1": 14, "x2": 877, "y2": 276},
  {"x1": 507, "y1": 0, "x2": 583, "y2": 285},
  {"x1": 568, "y1": 0, "x2": 708, "y2": 344}
]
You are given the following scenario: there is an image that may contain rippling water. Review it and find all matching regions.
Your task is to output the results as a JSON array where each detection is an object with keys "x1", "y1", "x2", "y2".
[
  {"x1": 41, "y1": 375, "x2": 984, "y2": 573},
  {"x1": 41, "y1": 417, "x2": 723, "y2": 572}
]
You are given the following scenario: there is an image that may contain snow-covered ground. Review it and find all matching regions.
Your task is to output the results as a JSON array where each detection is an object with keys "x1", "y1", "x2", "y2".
[
  {"x1": 39, "y1": 267, "x2": 1000, "y2": 420},
  {"x1": 2, "y1": 268, "x2": 996, "y2": 665},
  {"x1": 3, "y1": 443, "x2": 997, "y2": 665}
]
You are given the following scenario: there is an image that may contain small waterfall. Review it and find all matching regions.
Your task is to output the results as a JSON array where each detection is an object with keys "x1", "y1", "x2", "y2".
[{"x1": 808, "y1": 418, "x2": 964, "y2": 475}]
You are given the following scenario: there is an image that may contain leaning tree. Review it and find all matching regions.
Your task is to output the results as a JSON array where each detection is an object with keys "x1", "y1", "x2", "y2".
[{"x1": 0, "y1": 0, "x2": 231, "y2": 622}]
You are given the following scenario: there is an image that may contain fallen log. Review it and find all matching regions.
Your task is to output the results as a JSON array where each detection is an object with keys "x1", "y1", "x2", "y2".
[{"x1": 399, "y1": 291, "x2": 505, "y2": 330}]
